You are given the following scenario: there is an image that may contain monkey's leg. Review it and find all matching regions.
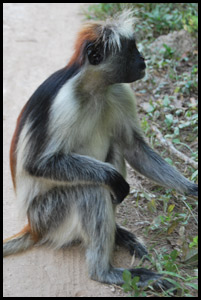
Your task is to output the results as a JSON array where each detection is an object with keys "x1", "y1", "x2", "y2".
[
  {"x1": 27, "y1": 185, "x2": 171, "y2": 289},
  {"x1": 78, "y1": 186, "x2": 171, "y2": 289},
  {"x1": 115, "y1": 224, "x2": 148, "y2": 258}
]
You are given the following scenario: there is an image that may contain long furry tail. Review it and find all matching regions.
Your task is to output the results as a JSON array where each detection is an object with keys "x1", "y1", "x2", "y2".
[{"x1": 3, "y1": 225, "x2": 37, "y2": 257}]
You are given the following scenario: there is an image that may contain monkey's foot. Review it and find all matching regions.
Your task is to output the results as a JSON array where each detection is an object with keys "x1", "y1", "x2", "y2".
[
  {"x1": 115, "y1": 225, "x2": 148, "y2": 259},
  {"x1": 129, "y1": 268, "x2": 175, "y2": 291}
]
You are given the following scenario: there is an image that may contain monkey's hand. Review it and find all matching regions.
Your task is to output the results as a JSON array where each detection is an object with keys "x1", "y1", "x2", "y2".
[
  {"x1": 185, "y1": 182, "x2": 198, "y2": 197},
  {"x1": 106, "y1": 169, "x2": 130, "y2": 204}
]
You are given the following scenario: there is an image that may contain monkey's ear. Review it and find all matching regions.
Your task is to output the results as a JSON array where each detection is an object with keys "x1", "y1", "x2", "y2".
[{"x1": 86, "y1": 43, "x2": 104, "y2": 65}]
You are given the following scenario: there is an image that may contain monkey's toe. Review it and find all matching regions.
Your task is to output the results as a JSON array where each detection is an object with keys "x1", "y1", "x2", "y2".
[
  {"x1": 129, "y1": 242, "x2": 149, "y2": 259},
  {"x1": 129, "y1": 268, "x2": 176, "y2": 292},
  {"x1": 153, "y1": 277, "x2": 177, "y2": 293}
]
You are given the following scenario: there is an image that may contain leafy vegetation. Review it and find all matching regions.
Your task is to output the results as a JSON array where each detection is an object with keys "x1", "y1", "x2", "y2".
[{"x1": 84, "y1": 3, "x2": 198, "y2": 297}]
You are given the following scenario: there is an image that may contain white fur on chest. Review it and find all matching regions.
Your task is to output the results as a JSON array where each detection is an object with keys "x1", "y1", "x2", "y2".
[
  {"x1": 49, "y1": 76, "x2": 115, "y2": 161},
  {"x1": 49, "y1": 77, "x2": 136, "y2": 161},
  {"x1": 75, "y1": 127, "x2": 111, "y2": 161}
]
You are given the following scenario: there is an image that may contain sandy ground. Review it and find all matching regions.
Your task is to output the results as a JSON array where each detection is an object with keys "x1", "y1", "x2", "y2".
[{"x1": 3, "y1": 3, "x2": 128, "y2": 297}]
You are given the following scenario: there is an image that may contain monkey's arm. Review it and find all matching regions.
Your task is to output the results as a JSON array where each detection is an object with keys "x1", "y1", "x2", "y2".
[
  {"x1": 25, "y1": 152, "x2": 129, "y2": 203},
  {"x1": 124, "y1": 130, "x2": 198, "y2": 196}
]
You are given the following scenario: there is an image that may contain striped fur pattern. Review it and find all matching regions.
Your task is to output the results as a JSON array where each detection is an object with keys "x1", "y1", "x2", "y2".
[{"x1": 4, "y1": 10, "x2": 197, "y2": 289}]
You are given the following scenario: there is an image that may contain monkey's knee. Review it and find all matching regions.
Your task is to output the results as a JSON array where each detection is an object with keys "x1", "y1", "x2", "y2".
[
  {"x1": 27, "y1": 187, "x2": 70, "y2": 237},
  {"x1": 77, "y1": 185, "x2": 115, "y2": 223}
]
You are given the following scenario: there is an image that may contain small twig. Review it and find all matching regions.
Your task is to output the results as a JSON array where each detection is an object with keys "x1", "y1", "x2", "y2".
[
  {"x1": 180, "y1": 197, "x2": 198, "y2": 224},
  {"x1": 151, "y1": 124, "x2": 198, "y2": 169}
]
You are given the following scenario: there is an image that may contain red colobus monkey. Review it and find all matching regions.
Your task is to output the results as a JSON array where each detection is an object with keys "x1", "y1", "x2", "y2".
[{"x1": 4, "y1": 11, "x2": 197, "y2": 289}]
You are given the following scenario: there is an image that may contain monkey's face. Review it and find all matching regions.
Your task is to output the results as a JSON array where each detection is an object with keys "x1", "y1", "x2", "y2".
[
  {"x1": 86, "y1": 37, "x2": 146, "y2": 84},
  {"x1": 116, "y1": 38, "x2": 146, "y2": 83}
]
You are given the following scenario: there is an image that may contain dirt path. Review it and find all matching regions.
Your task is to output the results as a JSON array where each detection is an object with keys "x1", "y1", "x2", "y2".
[{"x1": 3, "y1": 3, "x2": 128, "y2": 297}]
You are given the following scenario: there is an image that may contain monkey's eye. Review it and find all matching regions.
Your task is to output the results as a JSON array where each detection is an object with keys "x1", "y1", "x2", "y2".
[{"x1": 86, "y1": 44, "x2": 104, "y2": 65}]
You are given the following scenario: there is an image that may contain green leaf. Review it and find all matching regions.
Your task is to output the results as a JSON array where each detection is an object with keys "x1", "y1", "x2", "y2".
[
  {"x1": 185, "y1": 282, "x2": 198, "y2": 290},
  {"x1": 122, "y1": 283, "x2": 132, "y2": 293},
  {"x1": 191, "y1": 170, "x2": 198, "y2": 181},
  {"x1": 174, "y1": 126, "x2": 180, "y2": 136},
  {"x1": 165, "y1": 157, "x2": 173, "y2": 165},
  {"x1": 168, "y1": 204, "x2": 175, "y2": 213},
  {"x1": 183, "y1": 249, "x2": 198, "y2": 265},
  {"x1": 170, "y1": 249, "x2": 178, "y2": 261},
  {"x1": 163, "y1": 95, "x2": 170, "y2": 107},
  {"x1": 165, "y1": 114, "x2": 174, "y2": 127},
  {"x1": 131, "y1": 276, "x2": 140, "y2": 289},
  {"x1": 122, "y1": 269, "x2": 132, "y2": 283},
  {"x1": 172, "y1": 138, "x2": 180, "y2": 144}
]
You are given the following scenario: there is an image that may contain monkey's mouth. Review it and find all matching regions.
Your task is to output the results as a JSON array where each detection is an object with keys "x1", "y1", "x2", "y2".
[
  {"x1": 136, "y1": 69, "x2": 145, "y2": 81},
  {"x1": 131, "y1": 69, "x2": 146, "y2": 83}
]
